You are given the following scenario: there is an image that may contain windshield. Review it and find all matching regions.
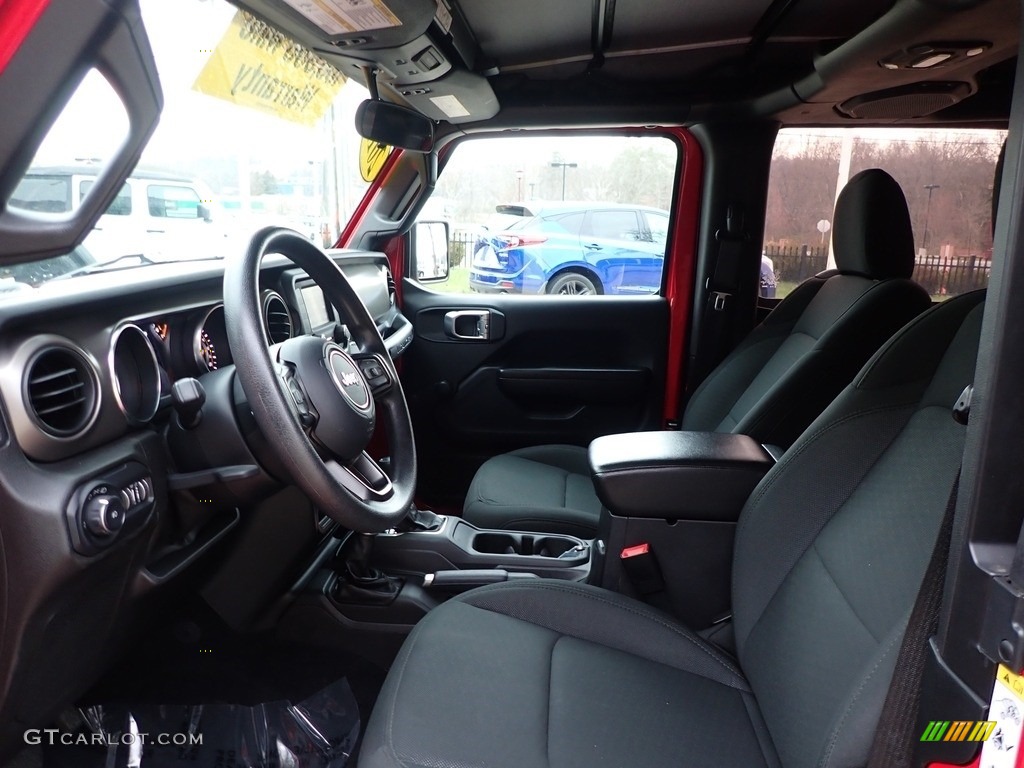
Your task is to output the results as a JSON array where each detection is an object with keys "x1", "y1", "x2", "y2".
[{"x1": 1, "y1": 0, "x2": 371, "y2": 290}]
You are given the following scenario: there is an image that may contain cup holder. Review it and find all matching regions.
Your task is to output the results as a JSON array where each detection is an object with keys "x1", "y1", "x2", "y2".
[{"x1": 473, "y1": 532, "x2": 582, "y2": 558}]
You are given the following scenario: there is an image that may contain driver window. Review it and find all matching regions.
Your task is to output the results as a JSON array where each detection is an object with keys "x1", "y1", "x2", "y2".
[{"x1": 414, "y1": 134, "x2": 680, "y2": 297}]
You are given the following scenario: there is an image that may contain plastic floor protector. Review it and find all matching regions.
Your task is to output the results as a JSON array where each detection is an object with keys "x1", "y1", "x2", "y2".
[{"x1": 51, "y1": 678, "x2": 360, "y2": 768}]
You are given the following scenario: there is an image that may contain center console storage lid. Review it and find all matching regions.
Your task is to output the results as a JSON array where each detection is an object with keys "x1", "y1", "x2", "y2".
[{"x1": 589, "y1": 431, "x2": 774, "y2": 521}]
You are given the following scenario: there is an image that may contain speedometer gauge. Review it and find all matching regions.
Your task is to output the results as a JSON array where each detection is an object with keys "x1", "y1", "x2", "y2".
[
  {"x1": 192, "y1": 304, "x2": 231, "y2": 373},
  {"x1": 198, "y1": 329, "x2": 218, "y2": 371}
]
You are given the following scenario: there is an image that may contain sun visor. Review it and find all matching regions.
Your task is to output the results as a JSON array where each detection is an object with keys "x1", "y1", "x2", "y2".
[
  {"x1": 383, "y1": 69, "x2": 499, "y2": 124},
  {"x1": 235, "y1": 0, "x2": 438, "y2": 51}
]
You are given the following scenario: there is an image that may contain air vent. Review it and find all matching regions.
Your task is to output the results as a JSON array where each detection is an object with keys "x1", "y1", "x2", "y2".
[
  {"x1": 263, "y1": 292, "x2": 294, "y2": 344},
  {"x1": 25, "y1": 346, "x2": 97, "y2": 437},
  {"x1": 385, "y1": 267, "x2": 398, "y2": 306}
]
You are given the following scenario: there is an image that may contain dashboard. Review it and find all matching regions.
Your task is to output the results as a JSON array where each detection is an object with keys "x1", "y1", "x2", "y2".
[
  {"x1": 0, "y1": 248, "x2": 413, "y2": 742},
  {"x1": 0, "y1": 250, "x2": 410, "y2": 464}
]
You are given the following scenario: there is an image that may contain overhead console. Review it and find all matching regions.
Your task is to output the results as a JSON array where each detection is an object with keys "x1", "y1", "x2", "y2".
[{"x1": 235, "y1": 0, "x2": 499, "y2": 123}]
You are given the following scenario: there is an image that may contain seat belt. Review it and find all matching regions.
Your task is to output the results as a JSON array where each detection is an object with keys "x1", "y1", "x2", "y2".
[
  {"x1": 866, "y1": 384, "x2": 972, "y2": 768},
  {"x1": 690, "y1": 203, "x2": 747, "y2": 388}
]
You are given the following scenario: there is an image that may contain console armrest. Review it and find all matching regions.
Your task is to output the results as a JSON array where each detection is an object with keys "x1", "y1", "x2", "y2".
[{"x1": 589, "y1": 431, "x2": 774, "y2": 521}]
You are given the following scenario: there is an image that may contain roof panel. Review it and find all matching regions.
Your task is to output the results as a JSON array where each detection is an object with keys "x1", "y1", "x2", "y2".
[
  {"x1": 459, "y1": 0, "x2": 594, "y2": 67},
  {"x1": 610, "y1": 0, "x2": 768, "y2": 51}
]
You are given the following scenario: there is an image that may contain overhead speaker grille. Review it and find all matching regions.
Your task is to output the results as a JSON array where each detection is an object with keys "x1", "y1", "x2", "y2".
[{"x1": 837, "y1": 82, "x2": 972, "y2": 119}]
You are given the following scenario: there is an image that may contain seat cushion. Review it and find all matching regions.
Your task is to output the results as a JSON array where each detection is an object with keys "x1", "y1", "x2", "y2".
[
  {"x1": 360, "y1": 581, "x2": 780, "y2": 768},
  {"x1": 462, "y1": 445, "x2": 602, "y2": 537}
]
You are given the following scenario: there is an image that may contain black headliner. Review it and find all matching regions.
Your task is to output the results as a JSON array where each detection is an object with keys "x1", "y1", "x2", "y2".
[{"x1": 197, "y1": 0, "x2": 1019, "y2": 128}]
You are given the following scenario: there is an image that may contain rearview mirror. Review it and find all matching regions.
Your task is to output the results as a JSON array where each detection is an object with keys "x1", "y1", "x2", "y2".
[
  {"x1": 412, "y1": 220, "x2": 450, "y2": 282},
  {"x1": 356, "y1": 100, "x2": 434, "y2": 153}
]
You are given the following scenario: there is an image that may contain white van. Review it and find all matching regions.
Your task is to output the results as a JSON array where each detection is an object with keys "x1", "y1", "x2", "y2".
[{"x1": 10, "y1": 166, "x2": 228, "y2": 263}]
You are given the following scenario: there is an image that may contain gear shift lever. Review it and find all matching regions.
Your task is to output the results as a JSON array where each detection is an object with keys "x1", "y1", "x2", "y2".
[
  {"x1": 398, "y1": 506, "x2": 443, "y2": 532},
  {"x1": 334, "y1": 533, "x2": 401, "y2": 605}
]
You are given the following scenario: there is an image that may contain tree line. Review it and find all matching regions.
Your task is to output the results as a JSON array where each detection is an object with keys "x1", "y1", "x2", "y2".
[{"x1": 765, "y1": 131, "x2": 1005, "y2": 257}]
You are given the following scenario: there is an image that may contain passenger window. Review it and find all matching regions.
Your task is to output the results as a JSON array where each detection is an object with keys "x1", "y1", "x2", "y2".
[
  {"x1": 80, "y1": 180, "x2": 132, "y2": 215},
  {"x1": 645, "y1": 211, "x2": 670, "y2": 247},
  {"x1": 763, "y1": 128, "x2": 1006, "y2": 300},
  {"x1": 584, "y1": 210, "x2": 643, "y2": 242},
  {"x1": 10, "y1": 175, "x2": 71, "y2": 213},
  {"x1": 418, "y1": 134, "x2": 679, "y2": 296},
  {"x1": 148, "y1": 185, "x2": 201, "y2": 219}
]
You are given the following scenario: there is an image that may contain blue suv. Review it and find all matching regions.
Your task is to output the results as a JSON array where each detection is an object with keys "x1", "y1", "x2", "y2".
[{"x1": 469, "y1": 203, "x2": 670, "y2": 295}]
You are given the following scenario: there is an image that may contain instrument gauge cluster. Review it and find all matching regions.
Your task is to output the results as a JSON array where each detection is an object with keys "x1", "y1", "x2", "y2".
[{"x1": 193, "y1": 304, "x2": 231, "y2": 373}]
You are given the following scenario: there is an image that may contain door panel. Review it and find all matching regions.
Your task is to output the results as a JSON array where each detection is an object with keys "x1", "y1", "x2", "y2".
[{"x1": 400, "y1": 281, "x2": 668, "y2": 507}]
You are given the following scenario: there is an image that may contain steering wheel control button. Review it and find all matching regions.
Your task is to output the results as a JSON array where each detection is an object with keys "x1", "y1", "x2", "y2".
[
  {"x1": 84, "y1": 494, "x2": 125, "y2": 537},
  {"x1": 358, "y1": 357, "x2": 392, "y2": 392},
  {"x1": 327, "y1": 347, "x2": 372, "y2": 411}
]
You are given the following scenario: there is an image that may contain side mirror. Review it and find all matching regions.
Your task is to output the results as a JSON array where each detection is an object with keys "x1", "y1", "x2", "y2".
[
  {"x1": 411, "y1": 220, "x2": 450, "y2": 282},
  {"x1": 356, "y1": 100, "x2": 434, "y2": 153},
  {"x1": 197, "y1": 203, "x2": 213, "y2": 223}
]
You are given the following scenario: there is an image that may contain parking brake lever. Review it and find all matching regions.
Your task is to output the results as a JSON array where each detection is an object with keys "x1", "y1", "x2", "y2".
[{"x1": 422, "y1": 570, "x2": 539, "y2": 588}]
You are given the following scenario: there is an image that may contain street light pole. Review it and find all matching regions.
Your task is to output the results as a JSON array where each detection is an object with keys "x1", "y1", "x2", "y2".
[
  {"x1": 550, "y1": 161, "x2": 578, "y2": 201},
  {"x1": 923, "y1": 183, "x2": 940, "y2": 254}
]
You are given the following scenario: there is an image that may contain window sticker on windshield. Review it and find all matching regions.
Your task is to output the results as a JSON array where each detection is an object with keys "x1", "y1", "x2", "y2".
[
  {"x1": 193, "y1": 11, "x2": 346, "y2": 126},
  {"x1": 281, "y1": 0, "x2": 400, "y2": 35}
]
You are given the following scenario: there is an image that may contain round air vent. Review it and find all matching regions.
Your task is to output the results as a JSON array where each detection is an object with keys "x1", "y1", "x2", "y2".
[
  {"x1": 24, "y1": 345, "x2": 98, "y2": 437},
  {"x1": 385, "y1": 267, "x2": 397, "y2": 306},
  {"x1": 263, "y1": 292, "x2": 294, "y2": 344},
  {"x1": 110, "y1": 324, "x2": 160, "y2": 425}
]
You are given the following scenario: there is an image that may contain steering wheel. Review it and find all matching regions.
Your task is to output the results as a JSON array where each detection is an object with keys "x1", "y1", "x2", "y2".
[{"x1": 224, "y1": 227, "x2": 416, "y2": 532}]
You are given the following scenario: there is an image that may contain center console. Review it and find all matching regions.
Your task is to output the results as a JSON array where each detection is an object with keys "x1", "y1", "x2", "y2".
[
  {"x1": 589, "y1": 431, "x2": 775, "y2": 629},
  {"x1": 287, "y1": 430, "x2": 775, "y2": 663},
  {"x1": 372, "y1": 516, "x2": 592, "y2": 583},
  {"x1": 294, "y1": 513, "x2": 594, "y2": 648}
]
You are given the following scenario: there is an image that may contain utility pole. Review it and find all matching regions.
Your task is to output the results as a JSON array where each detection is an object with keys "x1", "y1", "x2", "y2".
[
  {"x1": 923, "y1": 184, "x2": 940, "y2": 254},
  {"x1": 551, "y1": 160, "x2": 577, "y2": 201},
  {"x1": 827, "y1": 132, "x2": 854, "y2": 270}
]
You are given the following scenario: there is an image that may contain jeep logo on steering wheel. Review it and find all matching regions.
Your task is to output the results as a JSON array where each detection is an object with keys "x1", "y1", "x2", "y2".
[{"x1": 326, "y1": 347, "x2": 371, "y2": 411}]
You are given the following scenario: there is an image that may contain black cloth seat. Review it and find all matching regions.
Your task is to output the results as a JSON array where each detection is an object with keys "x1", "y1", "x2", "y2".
[
  {"x1": 463, "y1": 169, "x2": 932, "y2": 536},
  {"x1": 361, "y1": 290, "x2": 984, "y2": 768}
]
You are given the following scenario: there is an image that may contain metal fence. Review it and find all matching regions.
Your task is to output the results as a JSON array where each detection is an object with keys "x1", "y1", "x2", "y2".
[
  {"x1": 764, "y1": 244, "x2": 991, "y2": 296},
  {"x1": 448, "y1": 235, "x2": 991, "y2": 297},
  {"x1": 449, "y1": 231, "x2": 477, "y2": 269}
]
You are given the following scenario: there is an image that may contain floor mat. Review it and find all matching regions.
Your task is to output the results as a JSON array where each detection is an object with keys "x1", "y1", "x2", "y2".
[{"x1": 42, "y1": 678, "x2": 360, "y2": 768}]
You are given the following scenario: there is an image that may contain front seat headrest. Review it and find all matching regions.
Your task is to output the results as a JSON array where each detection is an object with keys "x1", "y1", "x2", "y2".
[{"x1": 832, "y1": 168, "x2": 915, "y2": 280}]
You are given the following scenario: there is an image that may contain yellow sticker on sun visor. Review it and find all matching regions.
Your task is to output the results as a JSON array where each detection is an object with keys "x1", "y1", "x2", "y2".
[
  {"x1": 193, "y1": 10, "x2": 345, "y2": 126},
  {"x1": 359, "y1": 138, "x2": 393, "y2": 183}
]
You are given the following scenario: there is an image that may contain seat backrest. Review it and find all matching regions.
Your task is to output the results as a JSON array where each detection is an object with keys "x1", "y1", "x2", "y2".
[
  {"x1": 731, "y1": 289, "x2": 985, "y2": 768},
  {"x1": 682, "y1": 169, "x2": 932, "y2": 448}
]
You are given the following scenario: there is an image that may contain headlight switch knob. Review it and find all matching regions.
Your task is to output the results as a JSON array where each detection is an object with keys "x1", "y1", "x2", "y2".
[{"x1": 83, "y1": 494, "x2": 125, "y2": 538}]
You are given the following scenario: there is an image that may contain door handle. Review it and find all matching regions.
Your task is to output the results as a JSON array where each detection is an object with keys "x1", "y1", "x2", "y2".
[
  {"x1": 584, "y1": 243, "x2": 602, "y2": 250},
  {"x1": 444, "y1": 310, "x2": 491, "y2": 341}
]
